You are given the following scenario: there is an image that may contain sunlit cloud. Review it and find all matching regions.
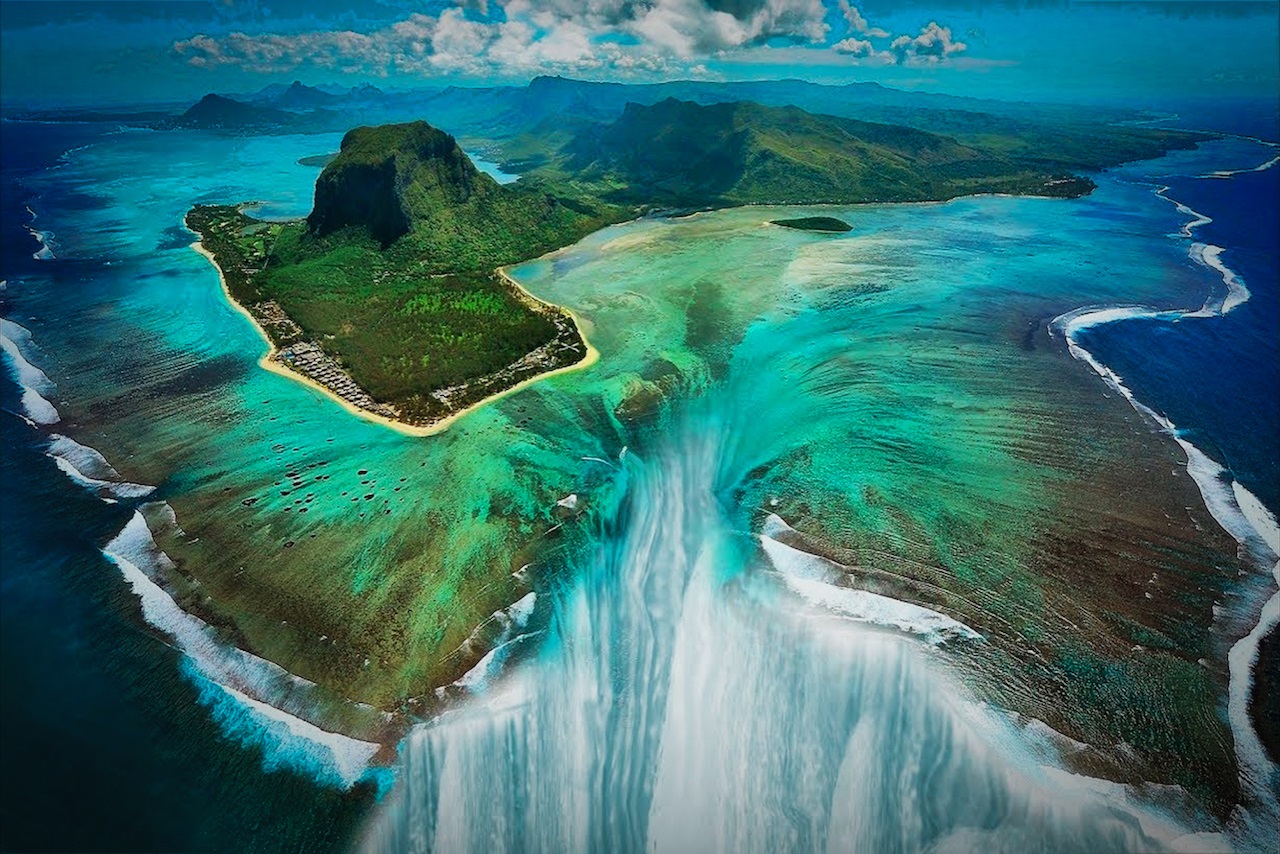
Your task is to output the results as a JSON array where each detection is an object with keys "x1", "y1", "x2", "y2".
[
  {"x1": 837, "y1": 1, "x2": 888, "y2": 39},
  {"x1": 890, "y1": 22, "x2": 966, "y2": 65},
  {"x1": 172, "y1": 0, "x2": 971, "y2": 79}
]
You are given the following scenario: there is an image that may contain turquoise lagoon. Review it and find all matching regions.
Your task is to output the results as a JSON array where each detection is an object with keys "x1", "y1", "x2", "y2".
[{"x1": 3, "y1": 125, "x2": 1278, "y2": 851}]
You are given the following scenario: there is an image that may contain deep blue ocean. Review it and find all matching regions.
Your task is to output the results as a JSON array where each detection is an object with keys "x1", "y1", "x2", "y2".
[
  {"x1": 1079, "y1": 113, "x2": 1279, "y2": 514},
  {"x1": 0, "y1": 121, "x2": 375, "y2": 853},
  {"x1": 1, "y1": 100, "x2": 1276, "y2": 851}
]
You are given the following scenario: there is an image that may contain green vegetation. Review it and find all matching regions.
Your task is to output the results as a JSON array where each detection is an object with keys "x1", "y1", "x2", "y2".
[
  {"x1": 190, "y1": 206, "x2": 581, "y2": 422},
  {"x1": 188, "y1": 120, "x2": 626, "y2": 424},
  {"x1": 553, "y1": 99, "x2": 1099, "y2": 207},
  {"x1": 772, "y1": 216, "x2": 852, "y2": 233},
  {"x1": 189, "y1": 101, "x2": 1205, "y2": 428}
]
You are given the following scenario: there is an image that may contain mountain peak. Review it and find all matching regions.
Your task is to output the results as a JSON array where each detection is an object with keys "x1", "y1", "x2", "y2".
[
  {"x1": 176, "y1": 93, "x2": 294, "y2": 130},
  {"x1": 307, "y1": 121, "x2": 490, "y2": 246}
]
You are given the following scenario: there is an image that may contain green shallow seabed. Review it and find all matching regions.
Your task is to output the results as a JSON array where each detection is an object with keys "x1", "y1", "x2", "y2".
[{"x1": 19, "y1": 130, "x2": 1248, "y2": 812}]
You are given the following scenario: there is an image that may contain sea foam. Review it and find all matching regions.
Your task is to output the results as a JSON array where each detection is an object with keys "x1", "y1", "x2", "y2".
[
  {"x1": 27, "y1": 226, "x2": 56, "y2": 261},
  {"x1": 1050, "y1": 153, "x2": 1280, "y2": 848},
  {"x1": 438, "y1": 592, "x2": 540, "y2": 698},
  {"x1": 0, "y1": 317, "x2": 59, "y2": 424},
  {"x1": 185, "y1": 660, "x2": 377, "y2": 790},
  {"x1": 46, "y1": 433, "x2": 155, "y2": 501},
  {"x1": 1204, "y1": 153, "x2": 1280, "y2": 179},
  {"x1": 101, "y1": 507, "x2": 383, "y2": 789},
  {"x1": 759, "y1": 515, "x2": 983, "y2": 645}
]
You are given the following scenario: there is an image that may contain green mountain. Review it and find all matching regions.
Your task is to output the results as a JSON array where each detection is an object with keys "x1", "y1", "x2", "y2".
[
  {"x1": 304, "y1": 121, "x2": 625, "y2": 269},
  {"x1": 190, "y1": 98, "x2": 1202, "y2": 428},
  {"x1": 305, "y1": 121, "x2": 476, "y2": 246},
  {"x1": 561, "y1": 98, "x2": 1091, "y2": 206},
  {"x1": 171, "y1": 94, "x2": 299, "y2": 130}
]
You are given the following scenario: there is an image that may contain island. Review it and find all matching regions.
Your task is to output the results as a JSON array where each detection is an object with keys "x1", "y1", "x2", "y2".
[
  {"x1": 297, "y1": 153, "x2": 337, "y2": 168},
  {"x1": 771, "y1": 216, "x2": 853, "y2": 233},
  {"x1": 186, "y1": 121, "x2": 625, "y2": 431},
  {"x1": 188, "y1": 101, "x2": 1204, "y2": 435}
]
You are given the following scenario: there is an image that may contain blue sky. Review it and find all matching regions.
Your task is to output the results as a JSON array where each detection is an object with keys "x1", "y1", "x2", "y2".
[{"x1": 1, "y1": 1, "x2": 1277, "y2": 108}]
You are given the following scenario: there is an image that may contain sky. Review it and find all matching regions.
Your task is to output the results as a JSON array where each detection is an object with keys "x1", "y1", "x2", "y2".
[{"x1": 0, "y1": 1, "x2": 1277, "y2": 108}]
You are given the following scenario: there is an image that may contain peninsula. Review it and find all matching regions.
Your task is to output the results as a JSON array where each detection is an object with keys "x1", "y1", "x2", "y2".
[
  {"x1": 186, "y1": 121, "x2": 624, "y2": 431},
  {"x1": 187, "y1": 100, "x2": 1205, "y2": 434}
]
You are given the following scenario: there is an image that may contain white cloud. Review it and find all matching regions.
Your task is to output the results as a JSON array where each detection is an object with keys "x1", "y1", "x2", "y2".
[
  {"x1": 836, "y1": 1, "x2": 888, "y2": 39},
  {"x1": 174, "y1": 28, "x2": 394, "y2": 75},
  {"x1": 890, "y1": 21, "x2": 966, "y2": 65},
  {"x1": 174, "y1": 0, "x2": 830, "y2": 78},
  {"x1": 827, "y1": 4, "x2": 968, "y2": 67},
  {"x1": 174, "y1": 1, "x2": 971, "y2": 79},
  {"x1": 831, "y1": 37, "x2": 875, "y2": 58}
]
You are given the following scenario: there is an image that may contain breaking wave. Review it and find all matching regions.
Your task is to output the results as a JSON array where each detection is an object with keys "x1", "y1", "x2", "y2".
[
  {"x1": 1050, "y1": 153, "x2": 1280, "y2": 848},
  {"x1": 46, "y1": 433, "x2": 155, "y2": 501},
  {"x1": 0, "y1": 317, "x2": 59, "y2": 424},
  {"x1": 102, "y1": 506, "x2": 384, "y2": 789}
]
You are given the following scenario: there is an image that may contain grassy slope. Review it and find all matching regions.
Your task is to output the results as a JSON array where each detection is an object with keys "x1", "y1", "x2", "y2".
[
  {"x1": 540, "y1": 99, "x2": 1101, "y2": 207},
  {"x1": 197, "y1": 122, "x2": 629, "y2": 422},
  {"x1": 198, "y1": 105, "x2": 1204, "y2": 423}
]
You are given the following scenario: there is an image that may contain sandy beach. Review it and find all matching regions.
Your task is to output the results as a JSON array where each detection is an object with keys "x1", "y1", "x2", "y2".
[{"x1": 191, "y1": 241, "x2": 599, "y2": 438}]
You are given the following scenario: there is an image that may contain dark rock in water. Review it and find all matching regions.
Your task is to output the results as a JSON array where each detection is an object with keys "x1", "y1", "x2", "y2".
[
  {"x1": 771, "y1": 216, "x2": 852, "y2": 233},
  {"x1": 298, "y1": 153, "x2": 338, "y2": 168}
]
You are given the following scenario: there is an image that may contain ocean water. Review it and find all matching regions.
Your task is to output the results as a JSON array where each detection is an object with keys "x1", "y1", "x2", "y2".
[
  {"x1": 364, "y1": 130, "x2": 1279, "y2": 851},
  {"x1": 2, "y1": 106, "x2": 1277, "y2": 852},
  {"x1": 1077, "y1": 153, "x2": 1278, "y2": 513},
  {"x1": 363, "y1": 413, "x2": 1225, "y2": 853},
  {"x1": 0, "y1": 122, "x2": 379, "y2": 852}
]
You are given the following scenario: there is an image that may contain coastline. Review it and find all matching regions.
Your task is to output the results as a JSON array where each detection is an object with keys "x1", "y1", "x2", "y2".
[
  {"x1": 1050, "y1": 148, "x2": 1280, "y2": 840},
  {"x1": 9, "y1": 123, "x2": 1273, "y2": 834},
  {"x1": 189, "y1": 240, "x2": 599, "y2": 438}
]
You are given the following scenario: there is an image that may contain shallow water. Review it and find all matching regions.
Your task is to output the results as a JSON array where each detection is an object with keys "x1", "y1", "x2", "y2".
[
  {"x1": 361, "y1": 135, "x2": 1278, "y2": 852},
  {"x1": 363, "y1": 417, "x2": 1216, "y2": 853},
  {"x1": 2, "y1": 116, "x2": 1278, "y2": 850}
]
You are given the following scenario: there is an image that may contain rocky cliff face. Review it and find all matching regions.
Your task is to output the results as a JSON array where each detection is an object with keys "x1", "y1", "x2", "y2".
[{"x1": 307, "y1": 121, "x2": 490, "y2": 246}]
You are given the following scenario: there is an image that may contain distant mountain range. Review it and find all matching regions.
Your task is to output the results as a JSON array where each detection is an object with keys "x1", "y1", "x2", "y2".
[
  {"x1": 166, "y1": 93, "x2": 314, "y2": 131},
  {"x1": 161, "y1": 77, "x2": 1201, "y2": 184},
  {"x1": 560, "y1": 98, "x2": 1095, "y2": 207},
  {"x1": 306, "y1": 120, "x2": 622, "y2": 266},
  {"x1": 14, "y1": 75, "x2": 1197, "y2": 176},
  {"x1": 417, "y1": 74, "x2": 1139, "y2": 138},
  {"x1": 243, "y1": 80, "x2": 383, "y2": 108},
  {"x1": 184, "y1": 87, "x2": 1205, "y2": 444},
  {"x1": 271, "y1": 81, "x2": 339, "y2": 110}
]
